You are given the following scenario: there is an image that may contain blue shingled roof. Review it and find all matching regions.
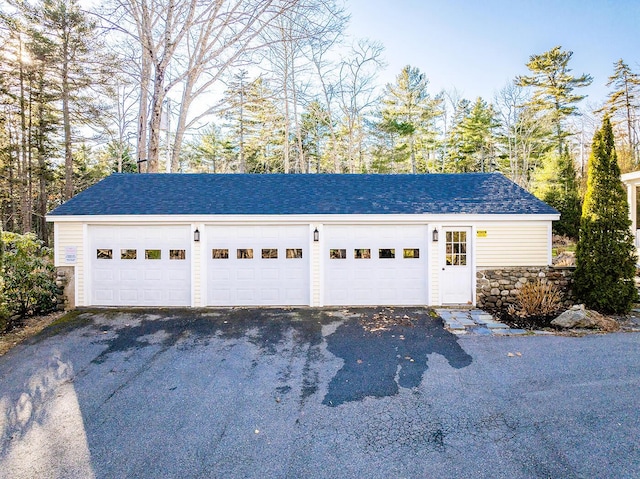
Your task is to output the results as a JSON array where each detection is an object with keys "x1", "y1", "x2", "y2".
[{"x1": 47, "y1": 173, "x2": 558, "y2": 216}]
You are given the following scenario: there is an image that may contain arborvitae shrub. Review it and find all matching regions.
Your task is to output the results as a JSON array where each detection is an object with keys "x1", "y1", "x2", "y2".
[{"x1": 574, "y1": 117, "x2": 637, "y2": 313}]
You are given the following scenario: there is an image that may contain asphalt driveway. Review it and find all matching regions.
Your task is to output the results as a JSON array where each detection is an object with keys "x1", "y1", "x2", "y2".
[{"x1": 0, "y1": 308, "x2": 638, "y2": 479}]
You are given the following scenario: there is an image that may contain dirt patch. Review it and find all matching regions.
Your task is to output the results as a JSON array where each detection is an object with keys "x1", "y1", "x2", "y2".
[
  {"x1": 0, "y1": 311, "x2": 65, "y2": 357},
  {"x1": 490, "y1": 309, "x2": 559, "y2": 331},
  {"x1": 492, "y1": 307, "x2": 640, "y2": 335},
  {"x1": 358, "y1": 307, "x2": 419, "y2": 332}
]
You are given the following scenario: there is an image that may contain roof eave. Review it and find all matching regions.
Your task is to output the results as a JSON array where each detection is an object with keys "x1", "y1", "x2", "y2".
[{"x1": 46, "y1": 212, "x2": 560, "y2": 223}]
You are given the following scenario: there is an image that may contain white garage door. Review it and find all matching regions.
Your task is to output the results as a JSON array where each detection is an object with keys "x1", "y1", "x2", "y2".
[
  {"x1": 89, "y1": 225, "x2": 191, "y2": 306},
  {"x1": 206, "y1": 225, "x2": 310, "y2": 306},
  {"x1": 323, "y1": 225, "x2": 428, "y2": 306}
]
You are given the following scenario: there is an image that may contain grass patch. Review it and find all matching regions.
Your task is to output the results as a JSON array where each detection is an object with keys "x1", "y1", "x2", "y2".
[{"x1": 0, "y1": 311, "x2": 64, "y2": 356}]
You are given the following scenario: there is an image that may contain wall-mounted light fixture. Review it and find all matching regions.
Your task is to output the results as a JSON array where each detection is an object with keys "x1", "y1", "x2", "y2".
[
  {"x1": 194, "y1": 228, "x2": 200, "y2": 242},
  {"x1": 432, "y1": 228, "x2": 439, "y2": 242},
  {"x1": 313, "y1": 228, "x2": 319, "y2": 242}
]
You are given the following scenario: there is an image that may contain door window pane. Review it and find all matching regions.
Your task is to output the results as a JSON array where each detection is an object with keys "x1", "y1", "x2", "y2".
[
  {"x1": 121, "y1": 249, "x2": 137, "y2": 260},
  {"x1": 237, "y1": 248, "x2": 253, "y2": 259},
  {"x1": 170, "y1": 249, "x2": 186, "y2": 260},
  {"x1": 354, "y1": 248, "x2": 371, "y2": 259},
  {"x1": 212, "y1": 249, "x2": 229, "y2": 259},
  {"x1": 378, "y1": 248, "x2": 395, "y2": 259},
  {"x1": 145, "y1": 249, "x2": 161, "y2": 260},
  {"x1": 445, "y1": 231, "x2": 467, "y2": 266},
  {"x1": 330, "y1": 249, "x2": 346, "y2": 259}
]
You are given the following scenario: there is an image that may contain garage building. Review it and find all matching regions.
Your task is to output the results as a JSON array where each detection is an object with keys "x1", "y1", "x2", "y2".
[{"x1": 46, "y1": 173, "x2": 558, "y2": 308}]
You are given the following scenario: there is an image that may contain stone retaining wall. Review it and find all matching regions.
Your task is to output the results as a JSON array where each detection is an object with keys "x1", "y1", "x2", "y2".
[
  {"x1": 476, "y1": 266, "x2": 575, "y2": 310},
  {"x1": 55, "y1": 266, "x2": 75, "y2": 311}
]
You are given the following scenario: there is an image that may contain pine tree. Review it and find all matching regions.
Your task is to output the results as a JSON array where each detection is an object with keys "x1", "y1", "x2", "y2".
[
  {"x1": 600, "y1": 59, "x2": 640, "y2": 168},
  {"x1": 458, "y1": 97, "x2": 500, "y2": 172},
  {"x1": 539, "y1": 148, "x2": 582, "y2": 239},
  {"x1": 379, "y1": 65, "x2": 442, "y2": 173},
  {"x1": 574, "y1": 116, "x2": 637, "y2": 313},
  {"x1": 516, "y1": 46, "x2": 592, "y2": 157}
]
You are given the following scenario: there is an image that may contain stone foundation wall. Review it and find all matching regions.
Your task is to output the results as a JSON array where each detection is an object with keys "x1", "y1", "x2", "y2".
[
  {"x1": 55, "y1": 266, "x2": 75, "y2": 311},
  {"x1": 476, "y1": 266, "x2": 575, "y2": 310}
]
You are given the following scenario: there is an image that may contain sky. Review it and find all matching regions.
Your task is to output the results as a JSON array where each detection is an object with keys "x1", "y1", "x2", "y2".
[{"x1": 345, "y1": 0, "x2": 640, "y2": 107}]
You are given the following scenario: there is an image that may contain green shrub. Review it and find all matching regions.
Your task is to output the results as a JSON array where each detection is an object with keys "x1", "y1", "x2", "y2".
[
  {"x1": 574, "y1": 117, "x2": 638, "y2": 313},
  {"x1": 1, "y1": 232, "x2": 58, "y2": 321},
  {"x1": 0, "y1": 305, "x2": 10, "y2": 333}
]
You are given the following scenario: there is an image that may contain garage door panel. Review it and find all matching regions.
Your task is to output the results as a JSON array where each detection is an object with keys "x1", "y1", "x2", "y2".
[
  {"x1": 261, "y1": 268, "x2": 279, "y2": 280},
  {"x1": 169, "y1": 270, "x2": 189, "y2": 281},
  {"x1": 237, "y1": 269, "x2": 255, "y2": 280},
  {"x1": 143, "y1": 290, "x2": 162, "y2": 301},
  {"x1": 324, "y1": 225, "x2": 427, "y2": 306},
  {"x1": 120, "y1": 269, "x2": 139, "y2": 281},
  {"x1": 261, "y1": 289, "x2": 279, "y2": 301},
  {"x1": 94, "y1": 290, "x2": 114, "y2": 301},
  {"x1": 144, "y1": 270, "x2": 163, "y2": 281},
  {"x1": 237, "y1": 289, "x2": 254, "y2": 301},
  {"x1": 94, "y1": 270, "x2": 114, "y2": 281},
  {"x1": 207, "y1": 225, "x2": 309, "y2": 306},
  {"x1": 119, "y1": 290, "x2": 138, "y2": 301},
  {"x1": 89, "y1": 225, "x2": 191, "y2": 307}
]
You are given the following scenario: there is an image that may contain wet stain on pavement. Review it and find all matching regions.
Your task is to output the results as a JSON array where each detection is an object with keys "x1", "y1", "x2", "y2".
[
  {"x1": 86, "y1": 308, "x2": 328, "y2": 364},
  {"x1": 322, "y1": 308, "x2": 473, "y2": 407},
  {"x1": 39, "y1": 307, "x2": 472, "y2": 408}
]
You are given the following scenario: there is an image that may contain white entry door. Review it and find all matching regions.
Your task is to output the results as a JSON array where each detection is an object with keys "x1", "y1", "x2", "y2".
[
  {"x1": 440, "y1": 227, "x2": 473, "y2": 304},
  {"x1": 206, "y1": 225, "x2": 310, "y2": 306},
  {"x1": 323, "y1": 225, "x2": 428, "y2": 306},
  {"x1": 89, "y1": 225, "x2": 191, "y2": 306}
]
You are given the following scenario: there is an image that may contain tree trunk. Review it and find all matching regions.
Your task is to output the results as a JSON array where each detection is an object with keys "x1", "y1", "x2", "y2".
[
  {"x1": 62, "y1": 35, "x2": 73, "y2": 200},
  {"x1": 37, "y1": 73, "x2": 49, "y2": 244},
  {"x1": 171, "y1": 74, "x2": 194, "y2": 172},
  {"x1": 137, "y1": 51, "x2": 151, "y2": 173},
  {"x1": 289, "y1": 54, "x2": 304, "y2": 173},
  {"x1": 18, "y1": 41, "x2": 30, "y2": 232},
  {"x1": 410, "y1": 134, "x2": 416, "y2": 174},
  {"x1": 147, "y1": 69, "x2": 166, "y2": 172}
]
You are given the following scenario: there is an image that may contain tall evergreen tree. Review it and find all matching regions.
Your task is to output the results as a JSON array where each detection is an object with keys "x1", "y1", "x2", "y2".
[
  {"x1": 538, "y1": 148, "x2": 582, "y2": 238},
  {"x1": 600, "y1": 59, "x2": 640, "y2": 168},
  {"x1": 300, "y1": 100, "x2": 331, "y2": 173},
  {"x1": 456, "y1": 97, "x2": 500, "y2": 172},
  {"x1": 516, "y1": 46, "x2": 592, "y2": 157},
  {"x1": 41, "y1": 0, "x2": 106, "y2": 200},
  {"x1": 379, "y1": 65, "x2": 442, "y2": 173},
  {"x1": 574, "y1": 116, "x2": 637, "y2": 313}
]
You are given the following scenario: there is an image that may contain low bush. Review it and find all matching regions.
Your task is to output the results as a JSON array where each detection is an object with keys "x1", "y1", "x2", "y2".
[
  {"x1": 510, "y1": 280, "x2": 562, "y2": 317},
  {"x1": 1, "y1": 232, "x2": 58, "y2": 331},
  {"x1": 502, "y1": 280, "x2": 564, "y2": 329}
]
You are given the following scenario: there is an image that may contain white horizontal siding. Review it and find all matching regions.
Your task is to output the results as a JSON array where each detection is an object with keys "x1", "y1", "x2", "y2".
[
  {"x1": 193, "y1": 225, "x2": 202, "y2": 307},
  {"x1": 311, "y1": 230, "x2": 321, "y2": 306},
  {"x1": 430, "y1": 232, "x2": 440, "y2": 305},
  {"x1": 54, "y1": 222, "x2": 84, "y2": 305},
  {"x1": 475, "y1": 222, "x2": 550, "y2": 268}
]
